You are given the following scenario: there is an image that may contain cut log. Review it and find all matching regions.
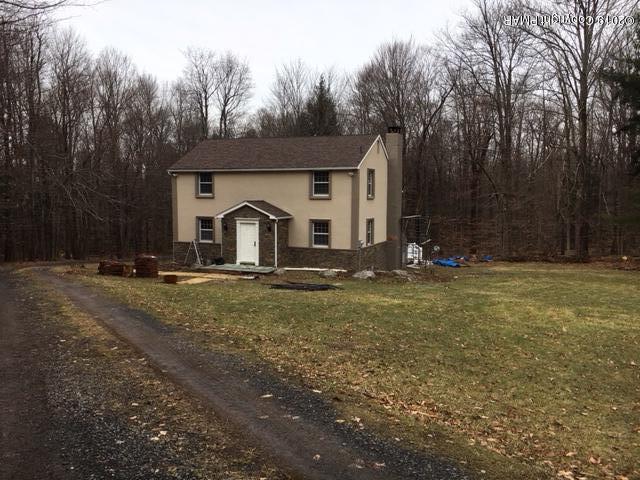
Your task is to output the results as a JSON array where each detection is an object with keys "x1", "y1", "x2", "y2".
[
  {"x1": 98, "y1": 260, "x2": 132, "y2": 277},
  {"x1": 135, "y1": 255, "x2": 159, "y2": 278}
]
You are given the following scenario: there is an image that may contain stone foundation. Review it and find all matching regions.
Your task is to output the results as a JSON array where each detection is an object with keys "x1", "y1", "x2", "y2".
[
  {"x1": 173, "y1": 241, "x2": 221, "y2": 265},
  {"x1": 287, "y1": 241, "x2": 390, "y2": 271},
  {"x1": 360, "y1": 241, "x2": 394, "y2": 270},
  {"x1": 173, "y1": 239, "x2": 392, "y2": 271}
]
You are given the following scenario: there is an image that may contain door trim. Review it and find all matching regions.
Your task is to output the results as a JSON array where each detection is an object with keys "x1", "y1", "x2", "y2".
[{"x1": 236, "y1": 219, "x2": 259, "y2": 265}]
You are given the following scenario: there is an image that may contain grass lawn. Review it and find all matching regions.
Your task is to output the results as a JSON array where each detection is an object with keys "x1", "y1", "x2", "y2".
[{"x1": 55, "y1": 263, "x2": 639, "y2": 480}]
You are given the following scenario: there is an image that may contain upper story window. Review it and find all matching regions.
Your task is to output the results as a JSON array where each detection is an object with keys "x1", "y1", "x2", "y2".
[
  {"x1": 311, "y1": 171, "x2": 330, "y2": 198},
  {"x1": 198, "y1": 172, "x2": 213, "y2": 196},
  {"x1": 367, "y1": 169, "x2": 375, "y2": 199},
  {"x1": 198, "y1": 217, "x2": 213, "y2": 242},
  {"x1": 366, "y1": 218, "x2": 374, "y2": 246}
]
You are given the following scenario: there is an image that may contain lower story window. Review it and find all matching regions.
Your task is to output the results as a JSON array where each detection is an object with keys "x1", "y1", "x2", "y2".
[
  {"x1": 198, "y1": 217, "x2": 213, "y2": 242},
  {"x1": 366, "y1": 218, "x2": 374, "y2": 246},
  {"x1": 312, "y1": 220, "x2": 330, "y2": 247}
]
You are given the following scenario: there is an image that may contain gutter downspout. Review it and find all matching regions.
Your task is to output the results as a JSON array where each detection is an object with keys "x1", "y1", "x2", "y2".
[{"x1": 274, "y1": 219, "x2": 278, "y2": 268}]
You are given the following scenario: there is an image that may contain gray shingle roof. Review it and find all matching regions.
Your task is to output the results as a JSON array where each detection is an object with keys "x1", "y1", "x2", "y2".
[
  {"x1": 169, "y1": 134, "x2": 378, "y2": 171},
  {"x1": 216, "y1": 200, "x2": 293, "y2": 220}
]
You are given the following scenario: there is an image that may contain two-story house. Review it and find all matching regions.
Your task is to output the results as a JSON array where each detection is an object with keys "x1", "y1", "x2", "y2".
[{"x1": 168, "y1": 128, "x2": 403, "y2": 270}]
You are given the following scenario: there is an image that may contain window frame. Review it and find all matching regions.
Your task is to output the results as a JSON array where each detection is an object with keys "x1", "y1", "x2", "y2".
[
  {"x1": 366, "y1": 218, "x2": 374, "y2": 246},
  {"x1": 196, "y1": 172, "x2": 214, "y2": 197},
  {"x1": 366, "y1": 168, "x2": 375, "y2": 199},
  {"x1": 197, "y1": 216, "x2": 214, "y2": 243},
  {"x1": 310, "y1": 219, "x2": 331, "y2": 248},
  {"x1": 310, "y1": 171, "x2": 331, "y2": 199}
]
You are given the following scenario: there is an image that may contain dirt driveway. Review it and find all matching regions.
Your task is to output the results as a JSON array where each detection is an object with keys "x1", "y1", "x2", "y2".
[{"x1": 1, "y1": 269, "x2": 473, "y2": 480}]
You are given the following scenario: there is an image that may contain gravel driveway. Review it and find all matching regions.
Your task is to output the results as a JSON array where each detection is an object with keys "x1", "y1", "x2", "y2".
[{"x1": 1, "y1": 268, "x2": 474, "y2": 480}]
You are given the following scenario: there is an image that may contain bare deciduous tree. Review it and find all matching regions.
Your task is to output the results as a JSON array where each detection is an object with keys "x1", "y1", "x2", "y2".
[
  {"x1": 214, "y1": 51, "x2": 252, "y2": 138},
  {"x1": 182, "y1": 46, "x2": 217, "y2": 139},
  {"x1": 523, "y1": 0, "x2": 636, "y2": 257},
  {"x1": 445, "y1": 0, "x2": 533, "y2": 254}
]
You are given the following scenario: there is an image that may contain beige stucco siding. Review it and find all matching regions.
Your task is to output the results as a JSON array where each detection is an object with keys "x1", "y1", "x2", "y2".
[
  {"x1": 357, "y1": 138, "x2": 388, "y2": 245},
  {"x1": 174, "y1": 171, "x2": 354, "y2": 249}
]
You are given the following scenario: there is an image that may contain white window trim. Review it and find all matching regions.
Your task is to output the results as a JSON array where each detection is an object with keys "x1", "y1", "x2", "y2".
[
  {"x1": 198, "y1": 172, "x2": 214, "y2": 197},
  {"x1": 367, "y1": 169, "x2": 375, "y2": 199},
  {"x1": 312, "y1": 171, "x2": 331, "y2": 198},
  {"x1": 198, "y1": 217, "x2": 214, "y2": 243},
  {"x1": 311, "y1": 220, "x2": 330, "y2": 248},
  {"x1": 366, "y1": 218, "x2": 374, "y2": 246}
]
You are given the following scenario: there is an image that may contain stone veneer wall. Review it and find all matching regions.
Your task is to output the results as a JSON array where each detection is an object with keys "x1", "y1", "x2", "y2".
[
  {"x1": 275, "y1": 220, "x2": 289, "y2": 267},
  {"x1": 173, "y1": 241, "x2": 222, "y2": 265},
  {"x1": 359, "y1": 241, "x2": 392, "y2": 270},
  {"x1": 220, "y1": 205, "x2": 289, "y2": 267},
  {"x1": 286, "y1": 241, "x2": 390, "y2": 271}
]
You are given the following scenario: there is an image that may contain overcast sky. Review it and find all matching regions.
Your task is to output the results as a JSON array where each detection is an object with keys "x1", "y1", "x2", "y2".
[{"x1": 57, "y1": 0, "x2": 473, "y2": 106}]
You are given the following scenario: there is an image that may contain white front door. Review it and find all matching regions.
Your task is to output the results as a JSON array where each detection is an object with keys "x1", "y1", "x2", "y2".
[{"x1": 236, "y1": 220, "x2": 259, "y2": 265}]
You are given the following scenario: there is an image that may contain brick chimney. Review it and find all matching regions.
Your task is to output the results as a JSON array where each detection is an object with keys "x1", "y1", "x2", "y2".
[{"x1": 385, "y1": 126, "x2": 403, "y2": 269}]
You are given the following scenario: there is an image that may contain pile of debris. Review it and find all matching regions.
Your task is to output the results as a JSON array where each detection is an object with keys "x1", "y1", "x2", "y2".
[
  {"x1": 135, "y1": 255, "x2": 159, "y2": 278},
  {"x1": 98, "y1": 260, "x2": 133, "y2": 277},
  {"x1": 270, "y1": 282, "x2": 341, "y2": 291},
  {"x1": 433, "y1": 255, "x2": 493, "y2": 268}
]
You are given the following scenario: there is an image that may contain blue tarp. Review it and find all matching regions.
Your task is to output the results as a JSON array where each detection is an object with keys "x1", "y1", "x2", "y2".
[
  {"x1": 433, "y1": 258, "x2": 461, "y2": 268},
  {"x1": 433, "y1": 255, "x2": 493, "y2": 267}
]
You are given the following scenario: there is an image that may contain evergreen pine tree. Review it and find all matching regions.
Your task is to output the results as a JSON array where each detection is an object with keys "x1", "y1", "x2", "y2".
[{"x1": 297, "y1": 75, "x2": 341, "y2": 136}]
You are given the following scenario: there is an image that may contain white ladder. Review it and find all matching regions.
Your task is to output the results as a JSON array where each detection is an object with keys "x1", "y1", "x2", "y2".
[{"x1": 184, "y1": 239, "x2": 202, "y2": 266}]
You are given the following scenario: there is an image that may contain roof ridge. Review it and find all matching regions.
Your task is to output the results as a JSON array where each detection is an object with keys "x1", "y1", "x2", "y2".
[{"x1": 200, "y1": 133, "x2": 378, "y2": 142}]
